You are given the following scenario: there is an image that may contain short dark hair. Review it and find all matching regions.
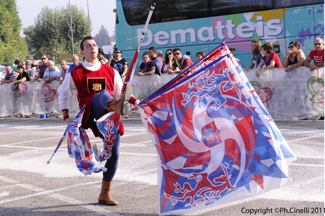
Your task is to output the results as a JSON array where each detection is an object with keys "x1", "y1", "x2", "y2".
[
  {"x1": 173, "y1": 48, "x2": 181, "y2": 53},
  {"x1": 261, "y1": 42, "x2": 273, "y2": 53},
  {"x1": 142, "y1": 52, "x2": 149, "y2": 57},
  {"x1": 80, "y1": 36, "x2": 95, "y2": 50},
  {"x1": 289, "y1": 41, "x2": 300, "y2": 49},
  {"x1": 41, "y1": 54, "x2": 48, "y2": 59},
  {"x1": 15, "y1": 59, "x2": 20, "y2": 65},
  {"x1": 149, "y1": 46, "x2": 157, "y2": 54},
  {"x1": 17, "y1": 65, "x2": 24, "y2": 70},
  {"x1": 229, "y1": 48, "x2": 236, "y2": 51}
]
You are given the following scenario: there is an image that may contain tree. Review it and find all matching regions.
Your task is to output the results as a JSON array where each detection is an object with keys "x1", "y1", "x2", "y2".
[
  {"x1": 94, "y1": 25, "x2": 111, "y2": 48},
  {"x1": 24, "y1": 4, "x2": 90, "y2": 59},
  {"x1": 60, "y1": 4, "x2": 90, "y2": 54},
  {"x1": 0, "y1": 0, "x2": 28, "y2": 63}
]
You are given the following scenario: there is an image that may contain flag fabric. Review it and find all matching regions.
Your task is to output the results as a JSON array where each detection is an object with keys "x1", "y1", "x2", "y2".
[
  {"x1": 138, "y1": 52, "x2": 296, "y2": 215},
  {"x1": 142, "y1": 43, "x2": 230, "y2": 104},
  {"x1": 95, "y1": 112, "x2": 122, "y2": 162},
  {"x1": 55, "y1": 106, "x2": 107, "y2": 175}
]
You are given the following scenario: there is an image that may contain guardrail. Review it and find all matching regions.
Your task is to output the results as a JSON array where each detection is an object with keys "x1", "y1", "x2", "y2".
[{"x1": 0, "y1": 67, "x2": 323, "y2": 120}]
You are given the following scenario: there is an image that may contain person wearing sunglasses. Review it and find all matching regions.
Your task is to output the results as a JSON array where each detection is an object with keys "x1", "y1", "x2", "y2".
[
  {"x1": 166, "y1": 48, "x2": 193, "y2": 74},
  {"x1": 282, "y1": 41, "x2": 306, "y2": 72},
  {"x1": 30, "y1": 54, "x2": 49, "y2": 83},
  {"x1": 304, "y1": 38, "x2": 324, "y2": 72},
  {"x1": 163, "y1": 49, "x2": 176, "y2": 73}
]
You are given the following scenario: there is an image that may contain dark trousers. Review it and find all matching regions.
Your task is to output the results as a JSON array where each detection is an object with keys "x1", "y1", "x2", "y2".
[{"x1": 87, "y1": 90, "x2": 120, "y2": 182}]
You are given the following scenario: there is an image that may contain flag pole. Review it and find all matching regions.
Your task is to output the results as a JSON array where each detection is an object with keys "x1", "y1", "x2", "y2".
[{"x1": 121, "y1": 2, "x2": 156, "y2": 92}]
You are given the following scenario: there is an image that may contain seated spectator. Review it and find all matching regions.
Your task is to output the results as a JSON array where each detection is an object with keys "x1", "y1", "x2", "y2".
[
  {"x1": 43, "y1": 61, "x2": 62, "y2": 84},
  {"x1": 229, "y1": 48, "x2": 241, "y2": 66},
  {"x1": 1, "y1": 66, "x2": 17, "y2": 84},
  {"x1": 256, "y1": 42, "x2": 282, "y2": 77},
  {"x1": 282, "y1": 41, "x2": 306, "y2": 72},
  {"x1": 109, "y1": 48, "x2": 128, "y2": 78},
  {"x1": 25, "y1": 60, "x2": 36, "y2": 80},
  {"x1": 68, "y1": 54, "x2": 82, "y2": 73},
  {"x1": 304, "y1": 38, "x2": 324, "y2": 71},
  {"x1": 60, "y1": 60, "x2": 68, "y2": 80},
  {"x1": 137, "y1": 52, "x2": 157, "y2": 76},
  {"x1": 246, "y1": 40, "x2": 264, "y2": 71},
  {"x1": 196, "y1": 51, "x2": 205, "y2": 61},
  {"x1": 148, "y1": 46, "x2": 163, "y2": 75},
  {"x1": 167, "y1": 48, "x2": 193, "y2": 74}
]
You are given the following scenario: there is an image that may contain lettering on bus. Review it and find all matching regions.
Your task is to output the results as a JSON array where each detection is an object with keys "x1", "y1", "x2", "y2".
[{"x1": 138, "y1": 16, "x2": 282, "y2": 47}]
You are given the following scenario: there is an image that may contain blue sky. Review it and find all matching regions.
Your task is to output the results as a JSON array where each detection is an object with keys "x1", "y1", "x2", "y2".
[{"x1": 16, "y1": 0, "x2": 116, "y2": 37}]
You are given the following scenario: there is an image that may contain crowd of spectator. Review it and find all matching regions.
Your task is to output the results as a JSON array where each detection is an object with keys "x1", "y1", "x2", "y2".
[{"x1": 0, "y1": 38, "x2": 323, "y2": 118}]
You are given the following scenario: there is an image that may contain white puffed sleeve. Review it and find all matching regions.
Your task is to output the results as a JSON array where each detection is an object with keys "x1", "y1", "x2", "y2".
[
  {"x1": 58, "y1": 73, "x2": 76, "y2": 111},
  {"x1": 111, "y1": 69, "x2": 123, "y2": 99}
]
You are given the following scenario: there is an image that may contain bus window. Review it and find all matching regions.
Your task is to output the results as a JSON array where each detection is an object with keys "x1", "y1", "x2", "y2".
[
  {"x1": 275, "y1": 0, "x2": 324, "y2": 8},
  {"x1": 210, "y1": 0, "x2": 273, "y2": 16}
]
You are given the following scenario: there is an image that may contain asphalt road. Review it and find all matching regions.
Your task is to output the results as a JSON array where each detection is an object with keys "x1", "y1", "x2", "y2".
[{"x1": 0, "y1": 114, "x2": 323, "y2": 216}]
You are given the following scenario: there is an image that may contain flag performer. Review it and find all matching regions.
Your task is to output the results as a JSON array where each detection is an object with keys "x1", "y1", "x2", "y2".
[{"x1": 50, "y1": 2, "x2": 156, "y2": 206}]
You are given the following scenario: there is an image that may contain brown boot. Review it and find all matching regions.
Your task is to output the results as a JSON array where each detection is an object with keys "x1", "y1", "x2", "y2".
[
  {"x1": 106, "y1": 85, "x2": 132, "y2": 115},
  {"x1": 98, "y1": 180, "x2": 119, "y2": 206}
]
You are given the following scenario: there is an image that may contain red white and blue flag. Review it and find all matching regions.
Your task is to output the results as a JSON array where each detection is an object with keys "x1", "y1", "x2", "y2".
[
  {"x1": 56, "y1": 106, "x2": 107, "y2": 175},
  {"x1": 138, "y1": 51, "x2": 296, "y2": 215}
]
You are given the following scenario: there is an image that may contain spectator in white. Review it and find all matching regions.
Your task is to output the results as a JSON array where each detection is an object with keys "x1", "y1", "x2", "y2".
[
  {"x1": 163, "y1": 49, "x2": 175, "y2": 73},
  {"x1": 196, "y1": 51, "x2": 205, "y2": 61},
  {"x1": 109, "y1": 48, "x2": 128, "y2": 78},
  {"x1": 32, "y1": 60, "x2": 38, "y2": 71},
  {"x1": 246, "y1": 40, "x2": 264, "y2": 71},
  {"x1": 229, "y1": 48, "x2": 241, "y2": 66},
  {"x1": 282, "y1": 41, "x2": 306, "y2": 72},
  {"x1": 25, "y1": 60, "x2": 35, "y2": 80},
  {"x1": 31, "y1": 54, "x2": 49, "y2": 83},
  {"x1": 167, "y1": 48, "x2": 193, "y2": 74},
  {"x1": 43, "y1": 60, "x2": 62, "y2": 84},
  {"x1": 148, "y1": 46, "x2": 162, "y2": 76},
  {"x1": 68, "y1": 54, "x2": 82, "y2": 73},
  {"x1": 1, "y1": 66, "x2": 17, "y2": 84},
  {"x1": 60, "y1": 60, "x2": 69, "y2": 81},
  {"x1": 304, "y1": 38, "x2": 324, "y2": 71},
  {"x1": 97, "y1": 48, "x2": 109, "y2": 64},
  {"x1": 137, "y1": 52, "x2": 157, "y2": 76}
]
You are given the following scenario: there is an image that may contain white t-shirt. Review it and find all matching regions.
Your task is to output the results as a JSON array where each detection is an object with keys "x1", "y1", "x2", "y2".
[{"x1": 43, "y1": 67, "x2": 61, "y2": 78}]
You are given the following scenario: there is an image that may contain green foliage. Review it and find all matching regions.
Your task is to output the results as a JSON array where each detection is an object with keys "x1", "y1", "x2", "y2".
[
  {"x1": 0, "y1": 0, "x2": 28, "y2": 63},
  {"x1": 93, "y1": 25, "x2": 111, "y2": 48},
  {"x1": 24, "y1": 4, "x2": 90, "y2": 60}
]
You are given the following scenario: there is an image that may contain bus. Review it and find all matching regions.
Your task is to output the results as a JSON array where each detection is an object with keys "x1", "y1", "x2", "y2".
[{"x1": 115, "y1": 0, "x2": 324, "y2": 71}]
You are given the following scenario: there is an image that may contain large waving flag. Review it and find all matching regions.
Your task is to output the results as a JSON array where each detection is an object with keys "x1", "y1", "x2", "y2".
[{"x1": 138, "y1": 53, "x2": 296, "y2": 215}]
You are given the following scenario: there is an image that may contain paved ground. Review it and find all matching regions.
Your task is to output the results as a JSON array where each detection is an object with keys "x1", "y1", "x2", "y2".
[{"x1": 0, "y1": 113, "x2": 323, "y2": 216}]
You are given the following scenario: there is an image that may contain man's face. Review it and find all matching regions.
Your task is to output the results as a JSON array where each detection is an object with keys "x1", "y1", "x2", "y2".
[
  {"x1": 114, "y1": 52, "x2": 121, "y2": 59},
  {"x1": 143, "y1": 54, "x2": 150, "y2": 63},
  {"x1": 41, "y1": 55, "x2": 48, "y2": 64},
  {"x1": 6, "y1": 66, "x2": 12, "y2": 74},
  {"x1": 61, "y1": 61, "x2": 68, "y2": 70},
  {"x1": 314, "y1": 39, "x2": 324, "y2": 52},
  {"x1": 48, "y1": 63, "x2": 54, "y2": 71},
  {"x1": 148, "y1": 49, "x2": 155, "y2": 58},
  {"x1": 173, "y1": 50, "x2": 182, "y2": 60},
  {"x1": 25, "y1": 62, "x2": 31, "y2": 69},
  {"x1": 72, "y1": 56, "x2": 79, "y2": 66},
  {"x1": 81, "y1": 39, "x2": 98, "y2": 61}
]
